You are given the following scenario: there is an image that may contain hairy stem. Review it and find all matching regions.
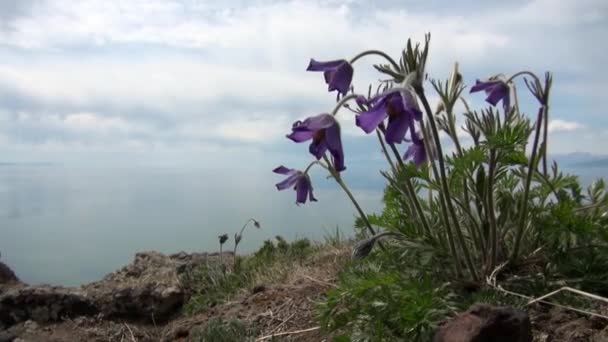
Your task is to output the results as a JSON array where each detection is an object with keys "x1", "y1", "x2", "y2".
[
  {"x1": 542, "y1": 102, "x2": 549, "y2": 176},
  {"x1": 324, "y1": 156, "x2": 377, "y2": 236},
  {"x1": 418, "y1": 119, "x2": 463, "y2": 277},
  {"x1": 388, "y1": 144, "x2": 433, "y2": 239},
  {"x1": 511, "y1": 106, "x2": 545, "y2": 262},
  {"x1": 349, "y1": 50, "x2": 401, "y2": 71},
  {"x1": 332, "y1": 94, "x2": 360, "y2": 116},
  {"x1": 376, "y1": 129, "x2": 397, "y2": 174},
  {"x1": 415, "y1": 86, "x2": 479, "y2": 281},
  {"x1": 487, "y1": 149, "x2": 499, "y2": 272}
]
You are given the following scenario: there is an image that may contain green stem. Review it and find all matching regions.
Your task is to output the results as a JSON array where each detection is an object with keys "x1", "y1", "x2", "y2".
[
  {"x1": 415, "y1": 86, "x2": 479, "y2": 282},
  {"x1": 419, "y1": 119, "x2": 463, "y2": 277},
  {"x1": 506, "y1": 71, "x2": 542, "y2": 85},
  {"x1": 510, "y1": 106, "x2": 545, "y2": 262},
  {"x1": 452, "y1": 195, "x2": 484, "y2": 253},
  {"x1": 376, "y1": 129, "x2": 397, "y2": 174},
  {"x1": 376, "y1": 129, "x2": 420, "y2": 221},
  {"x1": 233, "y1": 218, "x2": 258, "y2": 267},
  {"x1": 323, "y1": 156, "x2": 377, "y2": 236},
  {"x1": 446, "y1": 108, "x2": 473, "y2": 217},
  {"x1": 331, "y1": 94, "x2": 360, "y2": 116},
  {"x1": 349, "y1": 50, "x2": 401, "y2": 71},
  {"x1": 385, "y1": 140, "x2": 433, "y2": 239},
  {"x1": 542, "y1": 102, "x2": 549, "y2": 176},
  {"x1": 487, "y1": 149, "x2": 499, "y2": 272},
  {"x1": 512, "y1": 84, "x2": 521, "y2": 116}
]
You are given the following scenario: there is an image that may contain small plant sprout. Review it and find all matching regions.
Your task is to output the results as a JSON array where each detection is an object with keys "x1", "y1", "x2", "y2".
[
  {"x1": 218, "y1": 233, "x2": 229, "y2": 268},
  {"x1": 233, "y1": 218, "x2": 261, "y2": 270}
]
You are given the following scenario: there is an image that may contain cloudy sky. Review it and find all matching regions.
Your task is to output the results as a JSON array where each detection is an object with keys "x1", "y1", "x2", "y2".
[{"x1": 0, "y1": 0, "x2": 606, "y2": 167}]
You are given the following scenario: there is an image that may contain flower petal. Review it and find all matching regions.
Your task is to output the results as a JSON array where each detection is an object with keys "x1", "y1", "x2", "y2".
[
  {"x1": 485, "y1": 85, "x2": 507, "y2": 106},
  {"x1": 401, "y1": 90, "x2": 423, "y2": 121},
  {"x1": 385, "y1": 114, "x2": 411, "y2": 144},
  {"x1": 295, "y1": 176, "x2": 310, "y2": 204},
  {"x1": 298, "y1": 113, "x2": 336, "y2": 131},
  {"x1": 276, "y1": 171, "x2": 301, "y2": 191},
  {"x1": 325, "y1": 122, "x2": 345, "y2": 172},
  {"x1": 327, "y1": 62, "x2": 353, "y2": 95},
  {"x1": 404, "y1": 141, "x2": 426, "y2": 169},
  {"x1": 273, "y1": 165, "x2": 293, "y2": 175},
  {"x1": 309, "y1": 139, "x2": 328, "y2": 160},
  {"x1": 306, "y1": 59, "x2": 345, "y2": 71},
  {"x1": 287, "y1": 130, "x2": 314, "y2": 142},
  {"x1": 413, "y1": 145, "x2": 427, "y2": 168},
  {"x1": 356, "y1": 95, "x2": 369, "y2": 107},
  {"x1": 470, "y1": 80, "x2": 500, "y2": 93},
  {"x1": 356, "y1": 103, "x2": 388, "y2": 133}
]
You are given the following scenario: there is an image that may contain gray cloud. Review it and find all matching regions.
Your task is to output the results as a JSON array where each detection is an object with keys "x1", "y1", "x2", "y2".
[
  {"x1": 0, "y1": 0, "x2": 41, "y2": 28},
  {"x1": 0, "y1": 0, "x2": 607, "y2": 162}
]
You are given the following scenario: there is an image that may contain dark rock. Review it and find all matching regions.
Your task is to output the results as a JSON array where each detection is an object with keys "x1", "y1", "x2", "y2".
[
  {"x1": 0, "y1": 286, "x2": 97, "y2": 327},
  {"x1": 0, "y1": 261, "x2": 20, "y2": 285},
  {"x1": 0, "y1": 251, "x2": 210, "y2": 328},
  {"x1": 433, "y1": 303, "x2": 532, "y2": 342}
]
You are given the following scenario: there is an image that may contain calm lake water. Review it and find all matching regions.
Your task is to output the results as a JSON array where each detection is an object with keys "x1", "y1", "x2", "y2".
[
  {"x1": 0, "y1": 165, "x2": 383, "y2": 286},
  {"x1": 0, "y1": 163, "x2": 604, "y2": 286}
]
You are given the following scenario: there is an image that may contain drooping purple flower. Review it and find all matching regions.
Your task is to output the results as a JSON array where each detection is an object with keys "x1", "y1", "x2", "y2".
[
  {"x1": 470, "y1": 79, "x2": 511, "y2": 112},
  {"x1": 404, "y1": 133, "x2": 427, "y2": 169},
  {"x1": 273, "y1": 166, "x2": 317, "y2": 205},
  {"x1": 355, "y1": 89, "x2": 422, "y2": 144},
  {"x1": 307, "y1": 59, "x2": 354, "y2": 96},
  {"x1": 287, "y1": 113, "x2": 345, "y2": 172}
]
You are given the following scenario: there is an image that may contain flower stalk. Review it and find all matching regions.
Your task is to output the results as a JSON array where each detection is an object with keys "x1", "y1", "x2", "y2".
[
  {"x1": 510, "y1": 106, "x2": 545, "y2": 262},
  {"x1": 415, "y1": 86, "x2": 480, "y2": 281}
]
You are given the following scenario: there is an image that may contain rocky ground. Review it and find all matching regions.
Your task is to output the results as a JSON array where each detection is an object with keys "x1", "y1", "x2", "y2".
[
  {"x1": 0, "y1": 247, "x2": 344, "y2": 342},
  {"x1": 1, "y1": 247, "x2": 607, "y2": 342}
]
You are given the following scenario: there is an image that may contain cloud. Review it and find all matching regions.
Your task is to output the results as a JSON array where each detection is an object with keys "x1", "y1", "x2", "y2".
[
  {"x1": 0, "y1": 0, "x2": 606, "y2": 163},
  {"x1": 548, "y1": 119, "x2": 585, "y2": 133}
]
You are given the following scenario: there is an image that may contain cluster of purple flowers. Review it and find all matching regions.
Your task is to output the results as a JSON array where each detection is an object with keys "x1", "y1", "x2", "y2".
[{"x1": 274, "y1": 56, "x2": 511, "y2": 205}]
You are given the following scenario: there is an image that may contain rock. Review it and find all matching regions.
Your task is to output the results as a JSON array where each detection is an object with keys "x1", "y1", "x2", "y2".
[
  {"x1": 433, "y1": 303, "x2": 532, "y2": 342},
  {"x1": 0, "y1": 251, "x2": 211, "y2": 328},
  {"x1": 23, "y1": 320, "x2": 38, "y2": 333},
  {"x1": 0, "y1": 285, "x2": 97, "y2": 327},
  {"x1": 83, "y1": 251, "x2": 209, "y2": 324},
  {"x1": 0, "y1": 261, "x2": 20, "y2": 286}
]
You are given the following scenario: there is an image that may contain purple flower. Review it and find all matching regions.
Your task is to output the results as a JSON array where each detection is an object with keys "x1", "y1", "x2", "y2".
[
  {"x1": 404, "y1": 133, "x2": 427, "y2": 169},
  {"x1": 356, "y1": 89, "x2": 422, "y2": 144},
  {"x1": 287, "y1": 113, "x2": 345, "y2": 172},
  {"x1": 470, "y1": 79, "x2": 510, "y2": 112},
  {"x1": 273, "y1": 166, "x2": 317, "y2": 205},
  {"x1": 307, "y1": 59, "x2": 354, "y2": 96}
]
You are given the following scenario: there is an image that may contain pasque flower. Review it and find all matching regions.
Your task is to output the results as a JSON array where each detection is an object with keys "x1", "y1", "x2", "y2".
[
  {"x1": 287, "y1": 113, "x2": 345, "y2": 172},
  {"x1": 404, "y1": 133, "x2": 427, "y2": 169},
  {"x1": 273, "y1": 166, "x2": 317, "y2": 204},
  {"x1": 356, "y1": 89, "x2": 422, "y2": 144},
  {"x1": 307, "y1": 59, "x2": 354, "y2": 96},
  {"x1": 470, "y1": 79, "x2": 510, "y2": 112}
]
